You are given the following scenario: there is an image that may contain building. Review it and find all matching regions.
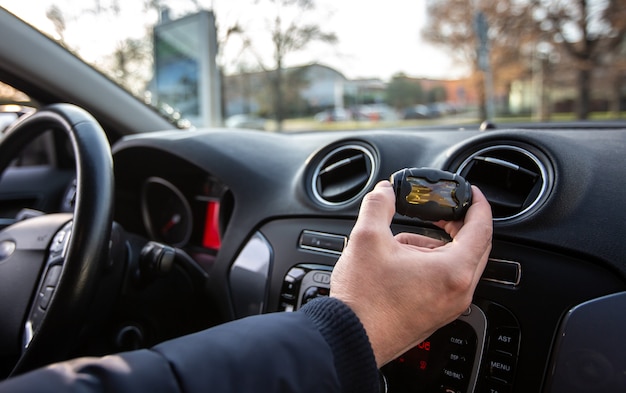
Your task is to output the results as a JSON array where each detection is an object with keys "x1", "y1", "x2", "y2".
[
  {"x1": 224, "y1": 63, "x2": 350, "y2": 117},
  {"x1": 224, "y1": 63, "x2": 482, "y2": 119}
]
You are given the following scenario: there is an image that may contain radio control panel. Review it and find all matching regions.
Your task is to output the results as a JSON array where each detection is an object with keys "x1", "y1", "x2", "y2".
[{"x1": 279, "y1": 263, "x2": 521, "y2": 393}]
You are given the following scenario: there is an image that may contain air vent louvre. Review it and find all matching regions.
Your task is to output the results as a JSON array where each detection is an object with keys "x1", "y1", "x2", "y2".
[
  {"x1": 311, "y1": 144, "x2": 376, "y2": 206},
  {"x1": 456, "y1": 145, "x2": 549, "y2": 221}
]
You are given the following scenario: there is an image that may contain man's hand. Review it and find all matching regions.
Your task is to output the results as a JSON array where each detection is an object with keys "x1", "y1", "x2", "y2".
[{"x1": 330, "y1": 180, "x2": 492, "y2": 367}]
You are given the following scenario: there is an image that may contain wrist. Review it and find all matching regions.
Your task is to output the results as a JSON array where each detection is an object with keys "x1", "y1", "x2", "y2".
[{"x1": 301, "y1": 297, "x2": 380, "y2": 393}]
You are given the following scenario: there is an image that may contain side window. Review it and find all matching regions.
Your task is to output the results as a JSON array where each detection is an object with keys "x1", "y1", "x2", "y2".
[
  {"x1": 0, "y1": 81, "x2": 51, "y2": 166},
  {"x1": 0, "y1": 112, "x2": 18, "y2": 133}
]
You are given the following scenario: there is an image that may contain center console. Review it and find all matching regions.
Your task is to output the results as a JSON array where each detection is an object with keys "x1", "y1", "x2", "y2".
[
  {"x1": 279, "y1": 264, "x2": 521, "y2": 393},
  {"x1": 229, "y1": 218, "x2": 626, "y2": 393}
]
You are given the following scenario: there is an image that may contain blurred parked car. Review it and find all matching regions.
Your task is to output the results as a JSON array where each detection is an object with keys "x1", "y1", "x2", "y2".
[
  {"x1": 225, "y1": 114, "x2": 267, "y2": 130},
  {"x1": 314, "y1": 107, "x2": 350, "y2": 122},
  {"x1": 402, "y1": 104, "x2": 431, "y2": 119}
]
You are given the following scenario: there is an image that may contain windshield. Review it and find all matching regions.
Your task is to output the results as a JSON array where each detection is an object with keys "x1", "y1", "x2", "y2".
[{"x1": 1, "y1": 0, "x2": 624, "y2": 131}]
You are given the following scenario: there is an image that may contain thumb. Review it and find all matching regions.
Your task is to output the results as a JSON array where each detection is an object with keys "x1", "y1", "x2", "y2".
[{"x1": 353, "y1": 180, "x2": 396, "y2": 232}]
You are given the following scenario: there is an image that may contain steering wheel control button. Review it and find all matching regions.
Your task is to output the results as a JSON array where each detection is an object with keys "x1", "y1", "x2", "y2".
[
  {"x1": 25, "y1": 263, "x2": 65, "y2": 339},
  {"x1": 38, "y1": 287, "x2": 55, "y2": 310},
  {"x1": 32, "y1": 265, "x2": 64, "y2": 313},
  {"x1": 43, "y1": 265, "x2": 63, "y2": 287},
  {"x1": 50, "y1": 231, "x2": 66, "y2": 252},
  {"x1": 50, "y1": 222, "x2": 73, "y2": 257},
  {"x1": 299, "y1": 230, "x2": 346, "y2": 254}
]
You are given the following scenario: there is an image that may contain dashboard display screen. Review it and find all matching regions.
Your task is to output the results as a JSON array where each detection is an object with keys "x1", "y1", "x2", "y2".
[{"x1": 382, "y1": 320, "x2": 478, "y2": 393}]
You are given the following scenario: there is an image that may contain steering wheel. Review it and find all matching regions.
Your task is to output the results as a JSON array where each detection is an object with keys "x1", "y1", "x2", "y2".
[{"x1": 0, "y1": 104, "x2": 114, "y2": 376}]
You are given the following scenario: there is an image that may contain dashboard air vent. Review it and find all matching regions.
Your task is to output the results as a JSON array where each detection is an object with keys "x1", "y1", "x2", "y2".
[
  {"x1": 456, "y1": 145, "x2": 549, "y2": 221},
  {"x1": 311, "y1": 144, "x2": 376, "y2": 206}
]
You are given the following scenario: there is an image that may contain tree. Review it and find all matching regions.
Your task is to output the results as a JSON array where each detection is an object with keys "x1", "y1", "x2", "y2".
[
  {"x1": 386, "y1": 74, "x2": 425, "y2": 110},
  {"x1": 241, "y1": 0, "x2": 337, "y2": 130},
  {"x1": 530, "y1": 0, "x2": 626, "y2": 119},
  {"x1": 422, "y1": 0, "x2": 537, "y2": 120},
  {"x1": 45, "y1": 1, "x2": 153, "y2": 97},
  {"x1": 46, "y1": 5, "x2": 66, "y2": 43},
  {"x1": 107, "y1": 37, "x2": 153, "y2": 97},
  {"x1": 427, "y1": 86, "x2": 447, "y2": 104},
  {"x1": 253, "y1": 66, "x2": 311, "y2": 117},
  {"x1": 424, "y1": 0, "x2": 626, "y2": 120}
]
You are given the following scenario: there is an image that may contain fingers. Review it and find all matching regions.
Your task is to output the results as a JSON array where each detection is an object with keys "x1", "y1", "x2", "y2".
[
  {"x1": 395, "y1": 232, "x2": 446, "y2": 249},
  {"x1": 351, "y1": 182, "x2": 492, "y2": 270},
  {"x1": 442, "y1": 186, "x2": 492, "y2": 239},
  {"x1": 448, "y1": 186, "x2": 493, "y2": 252},
  {"x1": 440, "y1": 186, "x2": 493, "y2": 287},
  {"x1": 354, "y1": 183, "x2": 492, "y2": 256}
]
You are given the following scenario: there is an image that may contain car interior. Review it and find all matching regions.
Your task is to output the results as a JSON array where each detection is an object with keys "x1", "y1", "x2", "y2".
[{"x1": 1, "y1": 5, "x2": 626, "y2": 393}]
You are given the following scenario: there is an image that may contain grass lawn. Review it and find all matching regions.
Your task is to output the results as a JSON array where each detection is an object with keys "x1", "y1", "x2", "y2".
[{"x1": 266, "y1": 111, "x2": 626, "y2": 132}]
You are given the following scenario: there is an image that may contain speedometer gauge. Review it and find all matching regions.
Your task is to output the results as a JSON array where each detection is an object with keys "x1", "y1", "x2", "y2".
[{"x1": 141, "y1": 177, "x2": 193, "y2": 247}]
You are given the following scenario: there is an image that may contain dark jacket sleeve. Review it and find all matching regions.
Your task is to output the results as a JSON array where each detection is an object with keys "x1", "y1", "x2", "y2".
[{"x1": 0, "y1": 297, "x2": 379, "y2": 393}]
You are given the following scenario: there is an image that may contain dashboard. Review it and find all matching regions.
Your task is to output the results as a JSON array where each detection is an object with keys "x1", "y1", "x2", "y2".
[{"x1": 110, "y1": 125, "x2": 626, "y2": 393}]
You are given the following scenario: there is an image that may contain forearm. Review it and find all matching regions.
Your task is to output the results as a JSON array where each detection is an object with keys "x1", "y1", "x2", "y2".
[
  {"x1": 0, "y1": 297, "x2": 379, "y2": 393},
  {"x1": 156, "y1": 297, "x2": 379, "y2": 393}
]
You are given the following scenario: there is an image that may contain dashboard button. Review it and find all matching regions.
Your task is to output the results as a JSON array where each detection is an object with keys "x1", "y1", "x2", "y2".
[
  {"x1": 299, "y1": 230, "x2": 346, "y2": 254},
  {"x1": 282, "y1": 281, "x2": 297, "y2": 293},
  {"x1": 448, "y1": 352, "x2": 469, "y2": 364},
  {"x1": 449, "y1": 334, "x2": 471, "y2": 349},
  {"x1": 286, "y1": 267, "x2": 306, "y2": 281},
  {"x1": 491, "y1": 327, "x2": 520, "y2": 356},
  {"x1": 302, "y1": 286, "x2": 329, "y2": 305},
  {"x1": 480, "y1": 377, "x2": 512, "y2": 393},
  {"x1": 481, "y1": 259, "x2": 521, "y2": 286},
  {"x1": 442, "y1": 368, "x2": 465, "y2": 380},
  {"x1": 312, "y1": 272, "x2": 331, "y2": 284},
  {"x1": 280, "y1": 292, "x2": 295, "y2": 301},
  {"x1": 486, "y1": 352, "x2": 516, "y2": 384}
]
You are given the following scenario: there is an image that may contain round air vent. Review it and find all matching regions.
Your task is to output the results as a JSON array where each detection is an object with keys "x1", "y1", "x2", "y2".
[
  {"x1": 455, "y1": 144, "x2": 550, "y2": 221},
  {"x1": 311, "y1": 144, "x2": 377, "y2": 206}
]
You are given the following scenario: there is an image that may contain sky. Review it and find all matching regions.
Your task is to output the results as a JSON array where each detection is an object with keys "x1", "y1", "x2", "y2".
[{"x1": 0, "y1": 0, "x2": 468, "y2": 81}]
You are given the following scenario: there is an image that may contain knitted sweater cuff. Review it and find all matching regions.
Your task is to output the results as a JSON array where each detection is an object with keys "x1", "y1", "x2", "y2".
[{"x1": 300, "y1": 297, "x2": 380, "y2": 393}]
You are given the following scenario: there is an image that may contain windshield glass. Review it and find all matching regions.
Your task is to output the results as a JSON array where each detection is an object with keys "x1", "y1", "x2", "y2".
[{"x1": 1, "y1": 0, "x2": 624, "y2": 131}]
